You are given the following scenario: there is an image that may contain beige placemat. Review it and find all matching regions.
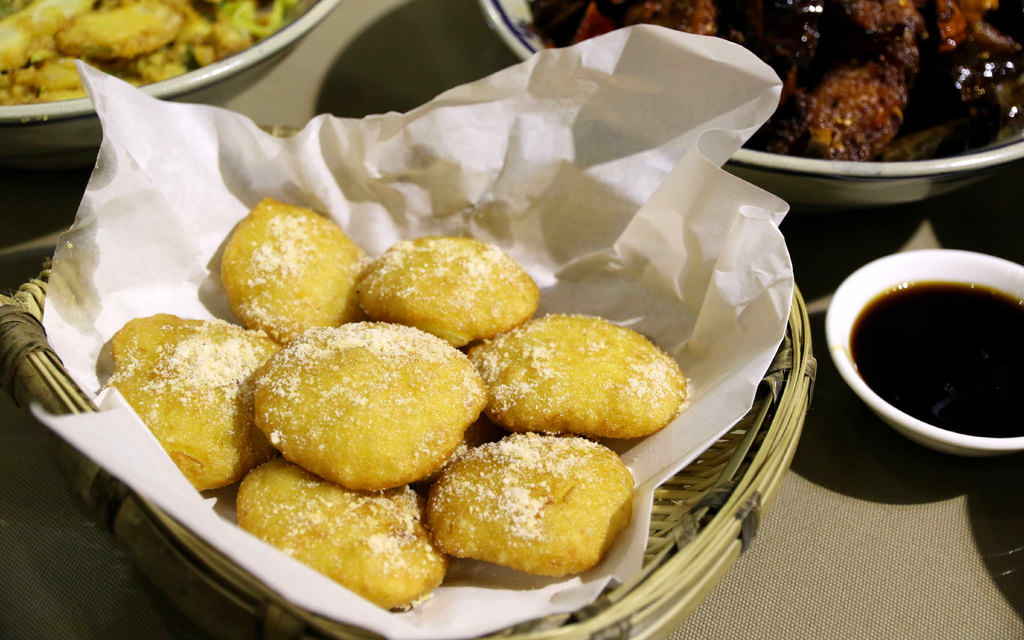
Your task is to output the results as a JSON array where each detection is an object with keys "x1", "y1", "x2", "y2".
[
  {"x1": 676, "y1": 473, "x2": 1024, "y2": 639},
  {"x1": 675, "y1": 307, "x2": 1024, "y2": 639}
]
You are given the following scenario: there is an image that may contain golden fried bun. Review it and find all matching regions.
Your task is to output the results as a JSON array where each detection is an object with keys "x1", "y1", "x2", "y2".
[
  {"x1": 356, "y1": 236, "x2": 539, "y2": 347},
  {"x1": 108, "y1": 314, "x2": 280, "y2": 491},
  {"x1": 253, "y1": 322, "x2": 487, "y2": 490},
  {"x1": 237, "y1": 458, "x2": 448, "y2": 610},
  {"x1": 221, "y1": 197, "x2": 366, "y2": 343},
  {"x1": 427, "y1": 433, "x2": 634, "y2": 576},
  {"x1": 467, "y1": 314, "x2": 688, "y2": 438}
]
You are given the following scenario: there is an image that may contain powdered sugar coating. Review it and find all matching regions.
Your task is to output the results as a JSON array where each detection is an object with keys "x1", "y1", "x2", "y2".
[
  {"x1": 427, "y1": 432, "x2": 634, "y2": 576},
  {"x1": 221, "y1": 197, "x2": 367, "y2": 343},
  {"x1": 253, "y1": 322, "x2": 487, "y2": 491},
  {"x1": 237, "y1": 457, "x2": 447, "y2": 610},
  {"x1": 467, "y1": 314, "x2": 689, "y2": 438},
  {"x1": 108, "y1": 314, "x2": 280, "y2": 490},
  {"x1": 357, "y1": 236, "x2": 539, "y2": 347}
]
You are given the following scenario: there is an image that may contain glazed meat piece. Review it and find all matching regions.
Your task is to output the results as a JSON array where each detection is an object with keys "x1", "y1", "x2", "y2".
[
  {"x1": 739, "y1": 0, "x2": 924, "y2": 159},
  {"x1": 762, "y1": 30, "x2": 919, "y2": 159},
  {"x1": 531, "y1": 0, "x2": 588, "y2": 31},
  {"x1": 529, "y1": 0, "x2": 1024, "y2": 159},
  {"x1": 572, "y1": 1, "x2": 619, "y2": 41},
  {"x1": 933, "y1": 0, "x2": 968, "y2": 51},
  {"x1": 755, "y1": 0, "x2": 925, "y2": 159},
  {"x1": 761, "y1": 62, "x2": 909, "y2": 159},
  {"x1": 529, "y1": 0, "x2": 589, "y2": 44},
  {"x1": 817, "y1": 0, "x2": 925, "y2": 75},
  {"x1": 716, "y1": 0, "x2": 764, "y2": 45},
  {"x1": 761, "y1": 0, "x2": 825, "y2": 100},
  {"x1": 936, "y1": 16, "x2": 1024, "y2": 145},
  {"x1": 799, "y1": 55, "x2": 912, "y2": 159},
  {"x1": 881, "y1": 0, "x2": 1024, "y2": 158},
  {"x1": 715, "y1": 0, "x2": 825, "y2": 101},
  {"x1": 830, "y1": 0, "x2": 926, "y2": 34},
  {"x1": 960, "y1": 0, "x2": 1000, "y2": 22},
  {"x1": 947, "y1": 22, "x2": 1020, "y2": 101},
  {"x1": 623, "y1": 0, "x2": 719, "y2": 35}
]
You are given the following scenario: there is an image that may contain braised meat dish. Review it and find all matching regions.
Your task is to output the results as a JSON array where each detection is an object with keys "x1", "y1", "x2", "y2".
[{"x1": 529, "y1": 0, "x2": 1024, "y2": 160}]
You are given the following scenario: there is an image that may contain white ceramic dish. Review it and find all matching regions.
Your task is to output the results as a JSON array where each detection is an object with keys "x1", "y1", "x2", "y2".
[
  {"x1": 0, "y1": 0, "x2": 343, "y2": 170},
  {"x1": 477, "y1": 0, "x2": 1024, "y2": 211},
  {"x1": 825, "y1": 249, "x2": 1024, "y2": 456}
]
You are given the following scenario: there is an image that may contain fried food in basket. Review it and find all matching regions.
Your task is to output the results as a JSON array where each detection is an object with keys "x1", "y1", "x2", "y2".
[
  {"x1": 356, "y1": 236, "x2": 540, "y2": 347},
  {"x1": 237, "y1": 457, "x2": 448, "y2": 610},
  {"x1": 427, "y1": 432, "x2": 634, "y2": 576},
  {"x1": 467, "y1": 314, "x2": 688, "y2": 438},
  {"x1": 253, "y1": 322, "x2": 487, "y2": 491},
  {"x1": 221, "y1": 197, "x2": 366, "y2": 344},
  {"x1": 108, "y1": 313, "x2": 280, "y2": 490}
]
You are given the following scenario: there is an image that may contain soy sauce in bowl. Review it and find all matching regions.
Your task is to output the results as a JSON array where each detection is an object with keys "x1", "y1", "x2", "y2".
[{"x1": 850, "y1": 282, "x2": 1024, "y2": 438}]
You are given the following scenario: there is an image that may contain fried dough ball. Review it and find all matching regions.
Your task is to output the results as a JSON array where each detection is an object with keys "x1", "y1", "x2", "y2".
[
  {"x1": 108, "y1": 314, "x2": 279, "y2": 490},
  {"x1": 427, "y1": 433, "x2": 634, "y2": 576},
  {"x1": 467, "y1": 314, "x2": 688, "y2": 438},
  {"x1": 221, "y1": 197, "x2": 366, "y2": 344},
  {"x1": 253, "y1": 322, "x2": 487, "y2": 491},
  {"x1": 237, "y1": 457, "x2": 448, "y2": 610},
  {"x1": 356, "y1": 236, "x2": 539, "y2": 347}
]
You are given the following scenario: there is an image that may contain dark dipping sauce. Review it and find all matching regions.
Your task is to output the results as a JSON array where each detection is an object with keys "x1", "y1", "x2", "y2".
[{"x1": 850, "y1": 282, "x2": 1024, "y2": 438}]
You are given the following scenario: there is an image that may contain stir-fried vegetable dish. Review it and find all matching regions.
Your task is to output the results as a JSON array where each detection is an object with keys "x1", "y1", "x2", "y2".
[{"x1": 0, "y1": 0, "x2": 299, "y2": 105}]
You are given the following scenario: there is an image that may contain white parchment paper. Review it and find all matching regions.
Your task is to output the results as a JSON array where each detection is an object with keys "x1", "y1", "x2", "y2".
[{"x1": 34, "y1": 25, "x2": 793, "y2": 640}]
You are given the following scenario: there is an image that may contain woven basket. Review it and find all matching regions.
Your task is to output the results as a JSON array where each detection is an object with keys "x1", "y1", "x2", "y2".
[{"x1": 0, "y1": 265, "x2": 815, "y2": 640}]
